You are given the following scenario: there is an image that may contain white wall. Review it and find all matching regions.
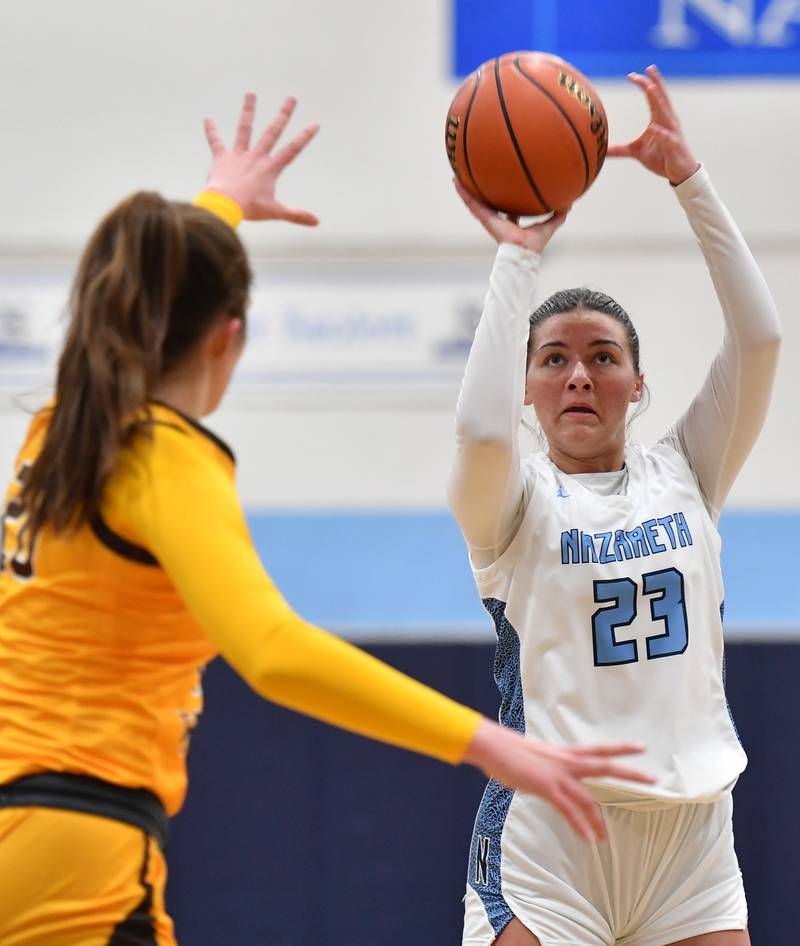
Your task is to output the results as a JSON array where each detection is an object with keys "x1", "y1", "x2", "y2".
[{"x1": 1, "y1": 0, "x2": 798, "y2": 508}]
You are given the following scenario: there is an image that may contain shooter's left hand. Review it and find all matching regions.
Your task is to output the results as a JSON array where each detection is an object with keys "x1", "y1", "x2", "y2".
[{"x1": 607, "y1": 65, "x2": 700, "y2": 187}]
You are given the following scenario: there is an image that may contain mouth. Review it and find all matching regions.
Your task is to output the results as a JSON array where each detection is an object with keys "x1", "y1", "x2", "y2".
[{"x1": 562, "y1": 405, "x2": 598, "y2": 417}]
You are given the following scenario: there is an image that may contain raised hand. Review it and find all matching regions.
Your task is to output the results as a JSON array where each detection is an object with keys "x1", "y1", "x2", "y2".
[
  {"x1": 607, "y1": 65, "x2": 700, "y2": 187},
  {"x1": 203, "y1": 93, "x2": 320, "y2": 226},
  {"x1": 463, "y1": 718, "x2": 655, "y2": 842},
  {"x1": 454, "y1": 178, "x2": 569, "y2": 255}
]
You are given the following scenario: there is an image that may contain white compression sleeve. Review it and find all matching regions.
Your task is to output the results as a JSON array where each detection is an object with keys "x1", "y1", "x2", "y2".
[
  {"x1": 662, "y1": 166, "x2": 782, "y2": 520},
  {"x1": 446, "y1": 243, "x2": 539, "y2": 567}
]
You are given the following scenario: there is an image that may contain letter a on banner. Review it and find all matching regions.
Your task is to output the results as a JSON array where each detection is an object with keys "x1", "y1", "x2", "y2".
[
  {"x1": 652, "y1": 0, "x2": 755, "y2": 46},
  {"x1": 758, "y1": 0, "x2": 800, "y2": 44}
]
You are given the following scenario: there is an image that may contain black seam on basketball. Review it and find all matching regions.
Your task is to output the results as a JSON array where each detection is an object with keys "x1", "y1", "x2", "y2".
[
  {"x1": 462, "y1": 66, "x2": 491, "y2": 206},
  {"x1": 513, "y1": 57, "x2": 590, "y2": 191},
  {"x1": 494, "y1": 57, "x2": 551, "y2": 214}
]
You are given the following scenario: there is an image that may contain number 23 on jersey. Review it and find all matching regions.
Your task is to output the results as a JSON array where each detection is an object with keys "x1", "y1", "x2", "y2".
[{"x1": 592, "y1": 566, "x2": 688, "y2": 667}]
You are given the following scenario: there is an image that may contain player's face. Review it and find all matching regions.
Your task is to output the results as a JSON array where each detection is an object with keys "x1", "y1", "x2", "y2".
[{"x1": 525, "y1": 310, "x2": 643, "y2": 473}]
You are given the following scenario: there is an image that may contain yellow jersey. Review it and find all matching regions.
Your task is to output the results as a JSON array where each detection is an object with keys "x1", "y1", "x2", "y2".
[{"x1": 0, "y1": 403, "x2": 479, "y2": 815}]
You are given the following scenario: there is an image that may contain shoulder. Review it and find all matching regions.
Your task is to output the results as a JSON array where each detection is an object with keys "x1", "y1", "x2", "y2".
[
  {"x1": 147, "y1": 403, "x2": 235, "y2": 466},
  {"x1": 633, "y1": 438, "x2": 691, "y2": 474},
  {"x1": 522, "y1": 450, "x2": 554, "y2": 494},
  {"x1": 633, "y1": 438, "x2": 712, "y2": 512},
  {"x1": 12, "y1": 402, "x2": 55, "y2": 460},
  {"x1": 120, "y1": 404, "x2": 235, "y2": 480},
  {"x1": 647, "y1": 435, "x2": 704, "y2": 489},
  {"x1": 107, "y1": 404, "x2": 236, "y2": 516},
  {"x1": 102, "y1": 405, "x2": 239, "y2": 547}
]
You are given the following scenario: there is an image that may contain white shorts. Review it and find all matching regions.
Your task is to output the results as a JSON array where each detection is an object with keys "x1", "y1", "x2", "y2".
[{"x1": 462, "y1": 786, "x2": 747, "y2": 946}]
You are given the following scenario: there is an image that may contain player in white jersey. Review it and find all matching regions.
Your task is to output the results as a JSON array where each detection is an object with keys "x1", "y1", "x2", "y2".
[{"x1": 449, "y1": 67, "x2": 781, "y2": 946}]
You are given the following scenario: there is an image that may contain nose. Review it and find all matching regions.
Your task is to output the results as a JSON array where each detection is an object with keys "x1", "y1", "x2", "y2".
[{"x1": 567, "y1": 360, "x2": 593, "y2": 391}]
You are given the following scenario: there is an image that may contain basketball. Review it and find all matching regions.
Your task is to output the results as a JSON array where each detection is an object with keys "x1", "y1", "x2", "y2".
[{"x1": 445, "y1": 51, "x2": 608, "y2": 216}]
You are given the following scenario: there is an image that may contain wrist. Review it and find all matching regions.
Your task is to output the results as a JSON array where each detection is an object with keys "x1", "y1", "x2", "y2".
[
  {"x1": 461, "y1": 717, "x2": 492, "y2": 768},
  {"x1": 193, "y1": 190, "x2": 244, "y2": 229},
  {"x1": 497, "y1": 242, "x2": 541, "y2": 270},
  {"x1": 668, "y1": 161, "x2": 701, "y2": 188}
]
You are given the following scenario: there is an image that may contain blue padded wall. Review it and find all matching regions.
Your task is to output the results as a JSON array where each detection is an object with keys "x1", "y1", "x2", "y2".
[{"x1": 167, "y1": 642, "x2": 800, "y2": 946}]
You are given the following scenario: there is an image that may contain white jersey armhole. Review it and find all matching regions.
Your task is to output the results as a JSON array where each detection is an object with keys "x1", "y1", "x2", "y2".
[
  {"x1": 658, "y1": 429, "x2": 722, "y2": 525},
  {"x1": 469, "y1": 457, "x2": 541, "y2": 581}
]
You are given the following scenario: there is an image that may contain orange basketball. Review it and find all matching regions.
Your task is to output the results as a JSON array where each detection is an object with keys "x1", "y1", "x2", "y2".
[{"x1": 445, "y1": 51, "x2": 608, "y2": 216}]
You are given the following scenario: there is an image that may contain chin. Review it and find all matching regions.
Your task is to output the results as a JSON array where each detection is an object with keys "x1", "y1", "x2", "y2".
[
  {"x1": 556, "y1": 438, "x2": 620, "y2": 464},
  {"x1": 555, "y1": 432, "x2": 605, "y2": 454}
]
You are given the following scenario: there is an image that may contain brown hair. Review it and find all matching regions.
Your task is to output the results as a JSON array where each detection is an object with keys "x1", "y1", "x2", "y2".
[
  {"x1": 523, "y1": 287, "x2": 650, "y2": 437},
  {"x1": 23, "y1": 191, "x2": 251, "y2": 538},
  {"x1": 526, "y1": 287, "x2": 641, "y2": 373}
]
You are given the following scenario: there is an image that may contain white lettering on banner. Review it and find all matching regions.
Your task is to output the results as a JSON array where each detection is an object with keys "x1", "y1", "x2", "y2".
[
  {"x1": 651, "y1": 0, "x2": 755, "y2": 47},
  {"x1": 652, "y1": 0, "x2": 800, "y2": 46},
  {"x1": 0, "y1": 268, "x2": 486, "y2": 400},
  {"x1": 758, "y1": 0, "x2": 800, "y2": 44}
]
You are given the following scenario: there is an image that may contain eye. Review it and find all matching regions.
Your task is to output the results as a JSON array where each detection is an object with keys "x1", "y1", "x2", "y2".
[
  {"x1": 544, "y1": 352, "x2": 565, "y2": 366},
  {"x1": 594, "y1": 351, "x2": 616, "y2": 365}
]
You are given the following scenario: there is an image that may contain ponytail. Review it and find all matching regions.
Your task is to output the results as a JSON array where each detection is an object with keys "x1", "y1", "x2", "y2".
[{"x1": 23, "y1": 191, "x2": 250, "y2": 538}]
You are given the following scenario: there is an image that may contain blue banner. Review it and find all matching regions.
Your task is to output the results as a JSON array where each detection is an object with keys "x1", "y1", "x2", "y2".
[{"x1": 454, "y1": 0, "x2": 800, "y2": 77}]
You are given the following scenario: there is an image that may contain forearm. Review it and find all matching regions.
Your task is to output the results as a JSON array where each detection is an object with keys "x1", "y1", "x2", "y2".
[
  {"x1": 668, "y1": 168, "x2": 781, "y2": 511},
  {"x1": 173, "y1": 560, "x2": 481, "y2": 764},
  {"x1": 447, "y1": 243, "x2": 539, "y2": 551},
  {"x1": 675, "y1": 166, "x2": 780, "y2": 351},
  {"x1": 123, "y1": 435, "x2": 480, "y2": 765},
  {"x1": 241, "y1": 614, "x2": 481, "y2": 763}
]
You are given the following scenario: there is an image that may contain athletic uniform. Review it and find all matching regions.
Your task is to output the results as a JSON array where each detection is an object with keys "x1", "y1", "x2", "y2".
[
  {"x1": 0, "y1": 205, "x2": 480, "y2": 943},
  {"x1": 449, "y1": 167, "x2": 780, "y2": 946}
]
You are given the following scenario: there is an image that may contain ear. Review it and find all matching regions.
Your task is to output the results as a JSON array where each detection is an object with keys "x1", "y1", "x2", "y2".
[
  {"x1": 208, "y1": 317, "x2": 243, "y2": 359},
  {"x1": 523, "y1": 362, "x2": 535, "y2": 406},
  {"x1": 630, "y1": 371, "x2": 645, "y2": 404}
]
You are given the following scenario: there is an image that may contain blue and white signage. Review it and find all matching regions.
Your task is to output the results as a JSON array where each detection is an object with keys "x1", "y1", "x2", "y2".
[
  {"x1": 0, "y1": 264, "x2": 489, "y2": 401},
  {"x1": 454, "y1": 0, "x2": 800, "y2": 77}
]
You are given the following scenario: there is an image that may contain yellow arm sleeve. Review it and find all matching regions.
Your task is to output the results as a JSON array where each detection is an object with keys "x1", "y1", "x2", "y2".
[
  {"x1": 117, "y1": 427, "x2": 481, "y2": 764},
  {"x1": 192, "y1": 191, "x2": 244, "y2": 229}
]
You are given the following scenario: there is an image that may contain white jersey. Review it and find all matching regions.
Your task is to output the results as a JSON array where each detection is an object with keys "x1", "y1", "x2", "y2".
[
  {"x1": 475, "y1": 442, "x2": 745, "y2": 801},
  {"x1": 448, "y1": 166, "x2": 781, "y2": 803}
]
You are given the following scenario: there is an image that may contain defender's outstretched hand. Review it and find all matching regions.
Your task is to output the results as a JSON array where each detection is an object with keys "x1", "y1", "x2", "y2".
[
  {"x1": 203, "y1": 93, "x2": 320, "y2": 225},
  {"x1": 463, "y1": 719, "x2": 655, "y2": 842},
  {"x1": 607, "y1": 65, "x2": 700, "y2": 186},
  {"x1": 454, "y1": 178, "x2": 569, "y2": 255}
]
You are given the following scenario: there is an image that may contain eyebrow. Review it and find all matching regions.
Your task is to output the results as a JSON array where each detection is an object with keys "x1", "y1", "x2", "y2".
[{"x1": 535, "y1": 338, "x2": 625, "y2": 353}]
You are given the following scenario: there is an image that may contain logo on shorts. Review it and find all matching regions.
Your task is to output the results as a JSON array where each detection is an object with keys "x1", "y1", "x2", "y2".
[{"x1": 475, "y1": 835, "x2": 490, "y2": 886}]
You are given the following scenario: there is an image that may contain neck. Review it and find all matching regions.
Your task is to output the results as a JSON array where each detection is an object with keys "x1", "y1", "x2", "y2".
[
  {"x1": 151, "y1": 371, "x2": 210, "y2": 421},
  {"x1": 548, "y1": 443, "x2": 626, "y2": 474}
]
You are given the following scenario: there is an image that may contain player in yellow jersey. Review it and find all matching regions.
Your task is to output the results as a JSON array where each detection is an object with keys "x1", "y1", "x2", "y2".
[{"x1": 0, "y1": 94, "x2": 653, "y2": 946}]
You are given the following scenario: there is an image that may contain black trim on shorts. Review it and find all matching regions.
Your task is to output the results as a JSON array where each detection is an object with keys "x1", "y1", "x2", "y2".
[
  {"x1": 107, "y1": 834, "x2": 159, "y2": 946},
  {"x1": 0, "y1": 772, "x2": 169, "y2": 851}
]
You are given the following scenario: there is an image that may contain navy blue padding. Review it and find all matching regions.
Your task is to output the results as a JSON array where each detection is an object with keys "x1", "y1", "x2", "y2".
[{"x1": 167, "y1": 642, "x2": 800, "y2": 946}]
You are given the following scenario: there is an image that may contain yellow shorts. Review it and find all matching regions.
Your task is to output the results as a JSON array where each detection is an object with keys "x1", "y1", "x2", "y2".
[{"x1": 0, "y1": 806, "x2": 176, "y2": 946}]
